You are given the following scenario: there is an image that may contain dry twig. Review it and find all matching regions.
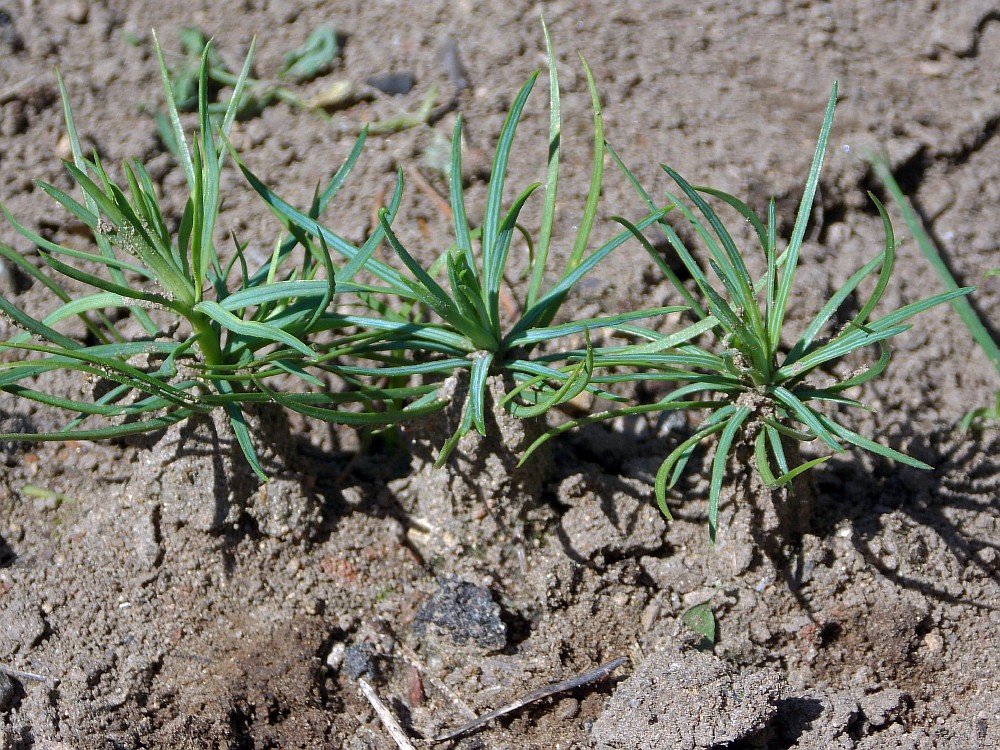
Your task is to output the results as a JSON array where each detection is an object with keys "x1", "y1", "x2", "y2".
[
  {"x1": 430, "y1": 656, "x2": 627, "y2": 744},
  {"x1": 0, "y1": 663, "x2": 50, "y2": 684},
  {"x1": 358, "y1": 678, "x2": 419, "y2": 750}
]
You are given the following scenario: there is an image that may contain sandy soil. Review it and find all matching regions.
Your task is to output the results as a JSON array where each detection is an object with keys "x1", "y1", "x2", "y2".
[{"x1": 2, "y1": 1, "x2": 999, "y2": 748}]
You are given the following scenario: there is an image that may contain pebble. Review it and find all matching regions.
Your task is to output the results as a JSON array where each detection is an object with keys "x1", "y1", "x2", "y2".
[
  {"x1": 33, "y1": 494, "x2": 60, "y2": 512},
  {"x1": 440, "y1": 37, "x2": 469, "y2": 90},
  {"x1": 555, "y1": 697, "x2": 580, "y2": 720},
  {"x1": 0, "y1": 102, "x2": 28, "y2": 136},
  {"x1": 0, "y1": 672, "x2": 16, "y2": 709},
  {"x1": 414, "y1": 579, "x2": 506, "y2": 651},
  {"x1": 365, "y1": 72, "x2": 415, "y2": 96},
  {"x1": 922, "y1": 632, "x2": 944, "y2": 653},
  {"x1": 860, "y1": 688, "x2": 908, "y2": 729},
  {"x1": 55, "y1": 134, "x2": 74, "y2": 161},
  {"x1": 0, "y1": 260, "x2": 15, "y2": 296},
  {"x1": 60, "y1": 0, "x2": 89, "y2": 24},
  {"x1": 342, "y1": 642, "x2": 377, "y2": 680},
  {"x1": 325, "y1": 642, "x2": 346, "y2": 671},
  {"x1": 0, "y1": 8, "x2": 23, "y2": 52}
]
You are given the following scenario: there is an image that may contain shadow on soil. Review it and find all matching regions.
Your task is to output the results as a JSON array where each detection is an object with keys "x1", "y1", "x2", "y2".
[{"x1": 812, "y1": 423, "x2": 1000, "y2": 609}]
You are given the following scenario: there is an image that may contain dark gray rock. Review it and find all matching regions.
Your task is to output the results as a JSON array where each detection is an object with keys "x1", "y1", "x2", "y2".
[{"x1": 414, "y1": 578, "x2": 506, "y2": 652}]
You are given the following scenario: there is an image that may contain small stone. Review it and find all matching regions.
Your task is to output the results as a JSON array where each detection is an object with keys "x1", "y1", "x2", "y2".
[
  {"x1": 0, "y1": 8, "x2": 24, "y2": 52},
  {"x1": 0, "y1": 260, "x2": 16, "y2": 296},
  {"x1": 61, "y1": 0, "x2": 89, "y2": 24},
  {"x1": 555, "y1": 697, "x2": 579, "y2": 720},
  {"x1": 860, "y1": 688, "x2": 909, "y2": 729},
  {"x1": 0, "y1": 671, "x2": 16, "y2": 710},
  {"x1": 922, "y1": 631, "x2": 944, "y2": 653},
  {"x1": 439, "y1": 37, "x2": 469, "y2": 90},
  {"x1": 414, "y1": 578, "x2": 506, "y2": 652},
  {"x1": 365, "y1": 72, "x2": 415, "y2": 96},
  {"x1": 1, "y1": 603, "x2": 47, "y2": 653},
  {"x1": 32, "y1": 493, "x2": 60, "y2": 512},
  {"x1": 325, "y1": 642, "x2": 346, "y2": 671},
  {"x1": 0, "y1": 102, "x2": 28, "y2": 136},
  {"x1": 342, "y1": 642, "x2": 377, "y2": 680}
]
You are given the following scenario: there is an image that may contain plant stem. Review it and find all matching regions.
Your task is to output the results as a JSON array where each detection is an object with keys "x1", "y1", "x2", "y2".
[{"x1": 190, "y1": 312, "x2": 227, "y2": 374}]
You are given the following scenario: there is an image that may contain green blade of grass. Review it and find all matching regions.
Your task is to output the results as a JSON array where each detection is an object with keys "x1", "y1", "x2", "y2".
[
  {"x1": 851, "y1": 193, "x2": 896, "y2": 326},
  {"x1": 219, "y1": 37, "x2": 257, "y2": 146},
  {"x1": 56, "y1": 164, "x2": 195, "y2": 304},
  {"x1": 611, "y1": 213, "x2": 706, "y2": 319},
  {"x1": 448, "y1": 251, "x2": 491, "y2": 326},
  {"x1": 56, "y1": 69, "x2": 163, "y2": 337},
  {"x1": 653, "y1": 413, "x2": 732, "y2": 518},
  {"x1": 503, "y1": 359, "x2": 621, "y2": 402},
  {"x1": 505, "y1": 346, "x2": 593, "y2": 419},
  {"x1": 0, "y1": 383, "x2": 169, "y2": 417},
  {"x1": 870, "y1": 152, "x2": 1000, "y2": 374},
  {"x1": 34, "y1": 249, "x2": 185, "y2": 313},
  {"x1": 254, "y1": 378, "x2": 447, "y2": 426},
  {"x1": 817, "y1": 412, "x2": 932, "y2": 469},
  {"x1": 754, "y1": 430, "x2": 830, "y2": 488},
  {"x1": 193, "y1": 300, "x2": 316, "y2": 358},
  {"x1": 610, "y1": 316, "x2": 718, "y2": 355},
  {"x1": 518, "y1": 380, "x2": 722, "y2": 469},
  {"x1": 708, "y1": 406, "x2": 751, "y2": 543},
  {"x1": 513, "y1": 209, "x2": 666, "y2": 337},
  {"x1": 0, "y1": 295, "x2": 82, "y2": 350},
  {"x1": 527, "y1": 18, "x2": 560, "y2": 310},
  {"x1": 768, "y1": 82, "x2": 837, "y2": 349},
  {"x1": 468, "y1": 351, "x2": 494, "y2": 436},
  {"x1": 503, "y1": 306, "x2": 684, "y2": 348},
  {"x1": 482, "y1": 71, "x2": 539, "y2": 294},
  {"x1": 782, "y1": 322, "x2": 909, "y2": 378},
  {"x1": 40, "y1": 292, "x2": 169, "y2": 327},
  {"x1": 449, "y1": 115, "x2": 478, "y2": 281},
  {"x1": 770, "y1": 385, "x2": 842, "y2": 451},
  {"x1": 0, "y1": 409, "x2": 195, "y2": 443},
  {"x1": 154, "y1": 30, "x2": 195, "y2": 188},
  {"x1": 698, "y1": 187, "x2": 769, "y2": 253},
  {"x1": 566, "y1": 54, "x2": 604, "y2": 273},
  {"x1": 787, "y1": 250, "x2": 887, "y2": 362},
  {"x1": 219, "y1": 392, "x2": 266, "y2": 481},
  {"x1": 0, "y1": 344, "x2": 199, "y2": 407},
  {"x1": 341, "y1": 167, "x2": 404, "y2": 284},
  {"x1": 780, "y1": 287, "x2": 973, "y2": 377},
  {"x1": 317, "y1": 314, "x2": 471, "y2": 352},
  {"x1": 485, "y1": 181, "x2": 541, "y2": 331},
  {"x1": 378, "y1": 209, "x2": 497, "y2": 350},
  {"x1": 218, "y1": 279, "x2": 336, "y2": 311},
  {"x1": 660, "y1": 170, "x2": 761, "y2": 336}
]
